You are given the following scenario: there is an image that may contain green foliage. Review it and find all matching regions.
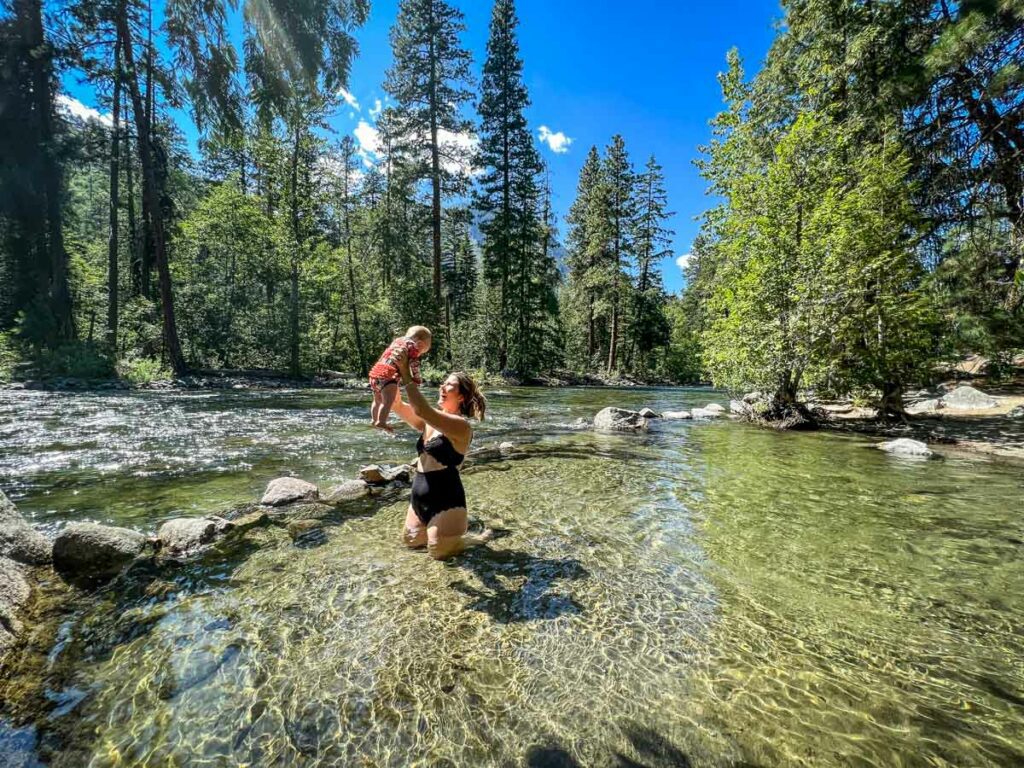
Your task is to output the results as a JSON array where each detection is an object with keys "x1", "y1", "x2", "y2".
[
  {"x1": 116, "y1": 354, "x2": 171, "y2": 384},
  {"x1": 0, "y1": 331, "x2": 19, "y2": 382},
  {"x1": 30, "y1": 341, "x2": 115, "y2": 379}
]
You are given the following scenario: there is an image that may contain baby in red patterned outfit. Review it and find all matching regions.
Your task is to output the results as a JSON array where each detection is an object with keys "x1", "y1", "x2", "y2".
[{"x1": 369, "y1": 325, "x2": 432, "y2": 432}]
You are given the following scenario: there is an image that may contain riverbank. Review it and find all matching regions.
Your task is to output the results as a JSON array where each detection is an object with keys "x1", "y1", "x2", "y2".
[
  {"x1": 815, "y1": 385, "x2": 1024, "y2": 462},
  {"x1": 0, "y1": 367, "x2": 688, "y2": 392}
]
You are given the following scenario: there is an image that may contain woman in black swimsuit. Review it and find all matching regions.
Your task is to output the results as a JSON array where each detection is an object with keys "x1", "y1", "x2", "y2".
[{"x1": 390, "y1": 352, "x2": 487, "y2": 559}]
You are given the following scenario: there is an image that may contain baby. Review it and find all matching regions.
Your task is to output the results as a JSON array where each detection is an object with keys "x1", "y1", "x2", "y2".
[{"x1": 369, "y1": 325, "x2": 432, "y2": 431}]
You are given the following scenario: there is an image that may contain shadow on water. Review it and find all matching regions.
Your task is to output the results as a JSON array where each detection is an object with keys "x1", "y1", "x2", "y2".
[{"x1": 449, "y1": 545, "x2": 588, "y2": 624}]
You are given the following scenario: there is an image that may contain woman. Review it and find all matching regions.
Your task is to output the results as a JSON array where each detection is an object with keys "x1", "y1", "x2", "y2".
[{"x1": 391, "y1": 352, "x2": 488, "y2": 559}]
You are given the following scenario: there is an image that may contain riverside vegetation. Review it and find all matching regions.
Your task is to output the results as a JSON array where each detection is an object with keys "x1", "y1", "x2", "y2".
[{"x1": 1, "y1": 0, "x2": 1021, "y2": 411}]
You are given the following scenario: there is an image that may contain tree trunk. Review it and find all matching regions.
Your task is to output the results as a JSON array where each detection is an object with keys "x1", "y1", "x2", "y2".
[
  {"x1": 124, "y1": 120, "x2": 139, "y2": 298},
  {"x1": 341, "y1": 160, "x2": 366, "y2": 375},
  {"x1": 19, "y1": 0, "x2": 74, "y2": 340},
  {"x1": 106, "y1": 31, "x2": 123, "y2": 349},
  {"x1": 878, "y1": 381, "x2": 908, "y2": 421},
  {"x1": 118, "y1": 12, "x2": 187, "y2": 375},
  {"x1": 288, "y1": 123, "x2": 301, "y2": 377}
]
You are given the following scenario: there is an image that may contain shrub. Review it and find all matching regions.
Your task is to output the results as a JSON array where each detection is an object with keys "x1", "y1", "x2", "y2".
[{"x1": 117, "y1": 355, "x2": 172, "y2": 385}]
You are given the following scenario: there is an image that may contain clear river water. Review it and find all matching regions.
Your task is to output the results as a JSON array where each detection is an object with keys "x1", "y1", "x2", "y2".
[{"x1": 0, "y1": 386, "x2": 1022, "y2": 767}]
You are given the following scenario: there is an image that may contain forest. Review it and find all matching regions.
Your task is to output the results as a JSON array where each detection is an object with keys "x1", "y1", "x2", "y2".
[{"x1": 1, "y1": 0, "x2": 1022, "y2": 410}]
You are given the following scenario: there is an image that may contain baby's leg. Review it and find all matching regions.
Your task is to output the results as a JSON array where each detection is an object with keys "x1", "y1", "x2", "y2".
[
  {"x1": 375, "y1": 381, "x2": 399, "y2": 430},
  {"x1": 370, "y1": 387, "x2": 383, "y2": 425}
]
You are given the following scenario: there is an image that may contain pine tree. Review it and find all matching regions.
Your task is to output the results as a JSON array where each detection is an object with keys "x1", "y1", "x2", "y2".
[
  {"x1": 602, "y1": 134, "x2": 636, "y2": 374},
  {"x1": 563, "y1": 146, "x2": 603, "y2": 367},
  {"x1": 384, "y1": 0, "x2": 474, "y2": 316},
  {"x1": 475, "y1": 0, "x2": 537, "y2": 370},
  {"x1": 627, "y1": 155, "x2": 672, "y2": 373}
]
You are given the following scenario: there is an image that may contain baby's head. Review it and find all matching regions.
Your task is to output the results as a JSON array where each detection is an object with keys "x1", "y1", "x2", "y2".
[{"x1": 406, "y1": 325, "x2": 432, "y2": 354}]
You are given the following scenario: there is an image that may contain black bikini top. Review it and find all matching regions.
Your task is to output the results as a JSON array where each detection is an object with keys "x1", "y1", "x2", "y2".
[{"x1": 416, "y1": 431, "x2": 465, "y2": 468}]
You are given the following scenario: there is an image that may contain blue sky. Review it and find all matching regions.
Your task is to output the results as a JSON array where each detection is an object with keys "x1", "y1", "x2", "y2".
[{"x1": 61, "y1": 0, "x2": 782, "y2": 294}]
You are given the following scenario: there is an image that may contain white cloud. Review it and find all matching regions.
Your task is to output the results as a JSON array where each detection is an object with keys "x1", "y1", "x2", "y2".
[
  {"x1": 339, "y1": 87, "x2": 360, "y2": 111},
  {"x1": 57, "y1": 94, "x2": 113, "y2": 128},
  {"x1": 353, "y1": 120, "x2": 479, "y2": 176},
  {"x1": 538, "y1": 125, "x2": 572, "y2": 154},
  {"x1": 676, "y1": 253, "x2": 693, "y2": 271},
  {"x1": 369, "y1": 98, "x2": 384, "y2": 119},
  {"x1": 353, "y1": 120, "x2": 381, "y2": 167}
]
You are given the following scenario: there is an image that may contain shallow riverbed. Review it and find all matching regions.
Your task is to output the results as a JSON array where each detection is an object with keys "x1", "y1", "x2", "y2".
[{"x1": 1, "y1": 387, "x2": 1023, "y2": 766}]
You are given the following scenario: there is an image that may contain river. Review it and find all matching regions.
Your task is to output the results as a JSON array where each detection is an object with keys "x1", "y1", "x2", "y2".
[{"x1": 1, "y1": 386, "x2": 1022, "y2": 766}]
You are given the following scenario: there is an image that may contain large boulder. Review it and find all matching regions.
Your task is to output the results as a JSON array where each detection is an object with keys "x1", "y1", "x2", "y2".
[
  {"x1": 0, "y1": 557, "x2": 31, "y2": 654},
  {"x1": 52, "y1": 522, "x2": 149, "y2": 583},
  {"x1": 941, "y1": 386, "x2": 998, "y2": 410},
  {"x1": 260, "y1": 477, "x2": 319, "y2": 506},
  {"x1": 156, "y1": 517, "x2": 221, "y2": 555},
  {"x1": 593, "y1": 407, "x2": 648, "y2": 432},
  {"x1": 0, "y1": 489, "x2": 51, "y2": 565},
  {"x1": 878, "y1": 438, "x2": 933, "y2": 457}
]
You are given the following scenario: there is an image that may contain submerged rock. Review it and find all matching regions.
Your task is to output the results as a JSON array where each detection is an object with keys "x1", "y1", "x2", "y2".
[
  {"x1": 52, "y1": 522, "x2": 149, "y2": 583},
  {"x1": 0, "y1": 556, "x2": 31, "y2": 654},
  {"x1": 593, "y1": 407, "x2": 648, "y2": 432},
  {"x1": 156, "y1": 518, "x2": 219, "y2": 555},
  {"x1": 638, "y1": 407, "x2": 661, "y2": 418},
  {"x1": 323, "y1": 479, "x2": 371, "y2": 503},
  {"x1": 878, "y1": 438, "x2": 933, "y2": 457},
  {"x1": 661, "y1": 410, "x2": 692, "y2": 420},
  {"x1": 260, "y1": 477, "x2": 319, "y2": 506},
  {"x1": 1007, "y1": 405, "x2": 1024, "y2": 419},
  {"x1": 0, "y1": 489, "x2": 51, "y2": 566},
  {"x1": 691, "y1": 407, "x2": 722, "y2": 419},
  {"x1": 941, "y1": 385, "x2": 998, "y2": 410}
]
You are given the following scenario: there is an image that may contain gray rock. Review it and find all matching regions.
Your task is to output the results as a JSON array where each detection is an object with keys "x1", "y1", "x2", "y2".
[
  {"x1": 157, "y1": 517, "x2": 219, "y2": 555},
  {"x1": 661, "y1": 410, "x2": 692, "y2": 420},
  {"x1": 742, "y1": 391, "x2": 763, "y2": 404},
  {"x1": 906, "y1": 398, "x2": 942, "y2": 415},
  {"x1": 499, "y1": 441, "x2": 515, "y2": 454},
  {"x1": 260, "y1": 477, "x2": 319, "y2": 506},
  {"x1": 1007, "y1": 405, "x2": 1024, "y2": 419},
  {"x1": 878, "y1": 438, "x2": 933, "y2": 457},
  {"x1": 691, "y1": 407, "x2": 722, "y2": 419},
  {"x1": 52, "y1": 522, "x2": 149, "y2": 582},
  {"x1": 359, "y1": 465, "x2": 386, "y2": 484},
  {"x1": 360, "y1": 465, "x2": 411, "y2": 485},
  {"x1": 323, "y1": 479, "x2": 371, "y2": 503},
  {"x1": 941, "y1": 385, "x2": 998, "y2": 410},
  {"x1": 593, "y1": 407, "x2": 648, "y2": 432},
  {"x1": 222, "y1": 510, "x2": 269, "y2": 532},
  {"x1": 729, "y1": 399, "x2": 750, "y2": 415},
  {"x1": 0, "y1": 489, "x2": 51, "y2": 565},
  {"x1": 0, "y1": 556, "x2": 31, "y2": 654},
  {"x1": 638, "y1": 407, "x2": 661, "y2": 418},
  {"x1": 702, "y1": 403, "x2": 726, "y2": 413},
  {"x1": 380, "y1": 465, "x2": 412, "y2": 484}
]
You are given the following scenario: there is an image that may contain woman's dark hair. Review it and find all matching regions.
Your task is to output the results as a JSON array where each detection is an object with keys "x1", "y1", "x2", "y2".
[{"x1": 452, "y1": 372, "x2": 486, "y2": 421}]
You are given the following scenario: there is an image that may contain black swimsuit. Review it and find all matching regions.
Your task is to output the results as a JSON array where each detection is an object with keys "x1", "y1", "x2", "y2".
[{"x1": 410, "y1": 432, "x2": 466, "y2": 526}]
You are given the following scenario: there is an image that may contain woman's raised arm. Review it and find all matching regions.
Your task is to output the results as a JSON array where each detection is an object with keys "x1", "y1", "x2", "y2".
[{"x1": 395, "y1": 352, "x2": 471, "y2": 444}]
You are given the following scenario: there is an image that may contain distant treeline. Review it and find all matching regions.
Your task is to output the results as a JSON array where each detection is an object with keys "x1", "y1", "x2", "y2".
[
  {"x1": 0, "y1": 0, "x2": 689, "y2": 384},
  {"x1": 1, "y1": 0, "x2": 1020, "y2": 403}
]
